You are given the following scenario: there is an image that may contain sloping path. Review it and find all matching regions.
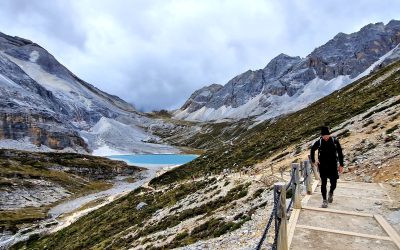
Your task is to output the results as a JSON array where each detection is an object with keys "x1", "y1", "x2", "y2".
[{"x1": 287, "y1": 180, "x2": 400, "y2": 250}]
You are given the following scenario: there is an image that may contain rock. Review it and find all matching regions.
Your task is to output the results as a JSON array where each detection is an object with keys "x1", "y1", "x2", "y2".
[
  {"x1": 363, "y1": 176, "x2": 373, "y2": 183},
  {"x1": 136, "y1": 202, "x2": 148, "y2": 210},
  {"x1": 374, "y1": 201, "x2": 383, "y2": 206},
  {"x1": 373, "y1": 161, "x2": 382, "y2": 166},
  {"x1": 389, "y1": 181, "x2": 399, "y2": 187},
  {"x1": 356, "y1": 208, "x2": 364, "y2": 211}
]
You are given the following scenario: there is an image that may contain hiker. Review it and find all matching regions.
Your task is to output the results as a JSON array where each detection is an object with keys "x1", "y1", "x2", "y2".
[{"x1": 310, "y1": 126, "x2": 344, "y2": 208}]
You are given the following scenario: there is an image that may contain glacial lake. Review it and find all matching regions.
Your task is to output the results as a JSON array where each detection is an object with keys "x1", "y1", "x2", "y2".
[{"x1": 107, "y1": 154, "x2": 198, "y2": 167}]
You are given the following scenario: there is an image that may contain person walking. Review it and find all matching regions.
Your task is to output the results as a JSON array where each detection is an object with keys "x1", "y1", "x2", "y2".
[{"x1": 310, "y1": 126, "x2": 344, "y2": 208}]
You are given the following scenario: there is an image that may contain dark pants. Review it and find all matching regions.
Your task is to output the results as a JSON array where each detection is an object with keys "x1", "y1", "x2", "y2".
[{"x1": 321, "y1": 176, "x2": 337, "y2": 200}]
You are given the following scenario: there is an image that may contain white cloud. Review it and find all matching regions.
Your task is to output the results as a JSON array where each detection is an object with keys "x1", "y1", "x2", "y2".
[{"x1": 0, "y1": 0, "x2": 399, "y2": 111}]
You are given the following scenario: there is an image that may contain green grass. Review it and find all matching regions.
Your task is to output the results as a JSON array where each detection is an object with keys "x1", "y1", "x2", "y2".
[
  {"x1": 0, "y1": 207, "x2": 48, "y2": 232},
  {"x1": 159, "y1": 216, "x2": 250, "y2": 249},
  {"x1": 12, "y1": 179, "x2": 218, "y2": 250},
  {"x1": 362, "y1": 119, "x2": 374, "y2": 127},
  {"x1": 0, "y1": 149, "x2": 138, "y2": 230},
  {"x1": 127, "y1": 183, "x2": 250, "y2": 246},
  {"x1": 386, "y1": 124, "x2": 399, "y2": 134}
]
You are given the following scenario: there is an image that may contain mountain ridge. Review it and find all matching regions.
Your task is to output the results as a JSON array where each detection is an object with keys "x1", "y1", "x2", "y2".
[
  {"x1": 0, "y1": 31, "x2": 178, "y2": 154},
  {"x1": 174, "y1": 20, "x2": 400, "y2": 122}
]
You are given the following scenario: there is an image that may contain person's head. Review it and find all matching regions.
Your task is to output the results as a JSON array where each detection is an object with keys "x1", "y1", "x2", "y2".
[{"x1": 321, "y1": 126, "x2": 331, "y2": 141}]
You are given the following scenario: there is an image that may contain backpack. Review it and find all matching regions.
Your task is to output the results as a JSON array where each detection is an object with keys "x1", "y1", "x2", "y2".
[{"x1": 318, "y1": 136, "x2": 338, "y2": 158}]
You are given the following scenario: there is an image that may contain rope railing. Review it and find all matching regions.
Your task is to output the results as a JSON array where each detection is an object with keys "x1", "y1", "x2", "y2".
[
  {"x1": 255, "y1": 192, "x2": 280, "y2": 250},
  {"x1": 256, "y1": 157, "x2": 315, "y2": 250},
  {"x1": 285, "y1": 168, "x2": 295, "y2": 191}
]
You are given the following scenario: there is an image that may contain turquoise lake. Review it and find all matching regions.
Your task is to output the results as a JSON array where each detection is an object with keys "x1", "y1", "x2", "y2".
[{"x1": 108, "y1": 154, "x2": 198, "y2": 166}]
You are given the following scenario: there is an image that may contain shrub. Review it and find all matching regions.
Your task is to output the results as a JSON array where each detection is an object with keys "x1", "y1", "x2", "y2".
[
  {"x1": 252, "y1": 188, "x2": 264, "y2": 199},
  {"x1": 362, "y1": 119, "x2": 374, "y2": 128},
  {"x1": 336, "y1": 129, "x2": 351, "y2": 138},
  {"x1": 386, "y1": 124, "x2": 399, "y2": 134},
  {"x1": 384, "y1": 135, "x2": 396, "y2": 143}
]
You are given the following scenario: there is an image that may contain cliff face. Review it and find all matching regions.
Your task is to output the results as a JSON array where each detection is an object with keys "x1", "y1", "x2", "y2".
[
  {"x1": 175, "y1": 20, "x2": 400, "y2": 122},
  {"x1": 0, "y1": 112, "x2": 87, "y2": 150},
  {"x1": 0, "y1": 32, "x2": 177, "y2": 153}
]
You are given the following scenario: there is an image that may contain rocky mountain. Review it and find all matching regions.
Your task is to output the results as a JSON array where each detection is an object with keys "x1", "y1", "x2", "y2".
[
  {"x1": 174, "y1": 20, "x2": 400, "y2": 122},
  {"x1": 0, "y1": 32, "x2": 178, "y2": 154}
]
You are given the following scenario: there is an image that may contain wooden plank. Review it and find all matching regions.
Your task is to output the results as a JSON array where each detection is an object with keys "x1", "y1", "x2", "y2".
[
  {"x1": 302, "y1": 206, "x2": 373, "y2": 217},
  {"x1": 312, "y1": 192, "x2": 392, "y2": 202},
  {"x1": 318, "y1": 185, "x2": 381, "y2": 192},
  {"x1": 311, "y1": 180, "x2": 319, "y2": 191},
  {"x1": 296, "y1": 224, "x2": 393, "y2": 241},
  {"x1": 301, "y1": 194, "x2": 313, "y2": 207},
  {"x1": 377, "y1": 183, "x2": 393, "y2": 202},
  {"x1": 275, "y1": 182, "x2": 288, "y2": 250},
  {"x1": 374, "y1": 214, "x2": 400, "y2": 249},
  {"x1": 301, "y1": 180, "x2": 319, "y2": 205},
  {"x1": 287, "y1": 208, "x2": 301, "y2": 248},
  {"x1": 304, "y1": 161, "x2": 312, "y2": 194},
  {"x1": 337, "y1": 180, "x2": 383, "y2": 185}
]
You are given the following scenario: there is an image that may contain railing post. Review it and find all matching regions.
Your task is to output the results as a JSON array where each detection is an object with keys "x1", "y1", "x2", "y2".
[
  {"x1": 292, "y1": 163, "x2": 302, "y2": 209},
  {"x1": 303, "y1": 160, "x2": 312, "y2": 195},
  {"x1": 275, "y1": 182, "x2": 288, "y2": 250},
  {"x1": 308, "y1": 155, "x2": 320, "y2": 181},
  {"x1": 299, "y1": 161, "x2": 304, "y2": 178}
]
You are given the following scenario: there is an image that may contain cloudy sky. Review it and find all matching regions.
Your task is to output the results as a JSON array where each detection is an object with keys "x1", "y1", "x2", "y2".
[{"x1": 0, "y1": 0, "x2": 399, "y2": 111}]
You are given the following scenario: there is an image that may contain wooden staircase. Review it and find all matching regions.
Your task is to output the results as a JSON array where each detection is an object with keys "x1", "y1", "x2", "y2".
[{"x1": 287, "y1": 180, "x2": 400, "y2": 250}]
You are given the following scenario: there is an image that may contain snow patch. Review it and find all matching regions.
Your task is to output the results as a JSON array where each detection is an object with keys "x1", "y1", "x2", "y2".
[
  {"x1": 256, "y1": 75, "x2": 352, "y2": 121},
  {"x1": 82, "y1": 117, "x2": 179, "y2": 155},
  {"x1": 174, "y1": 92, "x2": 266, "y2": 121},
  {"x1": 175, "y1": 44, "x2": 400, "y2": 123},
  {"x1": 29, "y1": 51, "x2": 39, "y2": 63},
  {"x1": 6, "y1": 55, "x2": 73, "y2": 93},
  {"x1": 92, "y1": 145, "x2": 126, "y2": 156},
  {"x1": 353, "y1": 44, "x2": 400, "y2": 81}
]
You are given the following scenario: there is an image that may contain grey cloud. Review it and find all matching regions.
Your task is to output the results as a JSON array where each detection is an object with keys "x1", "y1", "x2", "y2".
[
  {"x1": 0, "y1": 0, "x2": 87, "y2": 49},
  {"x1": 0, "y1": 0, "x2": 399, "y2": 111}
]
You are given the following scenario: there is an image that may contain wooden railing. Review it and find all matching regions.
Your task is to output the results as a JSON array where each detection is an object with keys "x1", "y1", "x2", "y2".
[{"x1": 256, "y1": 158, "x2": 316, "y2": 250}]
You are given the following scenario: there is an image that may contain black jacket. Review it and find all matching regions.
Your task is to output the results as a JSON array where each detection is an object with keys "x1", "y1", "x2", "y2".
[{"x1": 310, "y1": 136, "x2": 344, "y2": 178}]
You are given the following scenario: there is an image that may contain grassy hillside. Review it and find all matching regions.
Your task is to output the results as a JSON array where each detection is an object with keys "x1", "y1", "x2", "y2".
[
  {"x1": 13, "y1": 61, "x2": 400, "y2": 249},
  {"x1": 151, "y1": 61, "x2": 400, "y2": 186},
  {"x1": 0, "y1": 149, "x2": 142, "y2": 230}
]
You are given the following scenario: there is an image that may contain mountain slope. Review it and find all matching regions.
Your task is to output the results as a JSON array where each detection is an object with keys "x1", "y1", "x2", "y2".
[
  {"x1": 15, "y1": 51, "x2": 400, "y2": 250},
  {"x1": 174, "y1": 20, "x2": 400, "y2": 122},
  {"x1": 0, "y1": 32, "x2": 177, "y2": 154},
  {"x1": 153, "y1": 59, "x2": 400, "y2": 186}
]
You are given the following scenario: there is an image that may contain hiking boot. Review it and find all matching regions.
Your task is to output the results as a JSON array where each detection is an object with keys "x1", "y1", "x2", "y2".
[
  {"x1": 322, "y1": 199, "x2": 328, "y2": 208},
  {"x1": 328, "y1": 192, "x2": 333, "y2": 203}
]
